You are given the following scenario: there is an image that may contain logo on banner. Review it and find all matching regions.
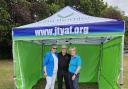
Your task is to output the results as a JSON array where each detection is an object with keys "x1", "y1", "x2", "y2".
[
  {"x1": 57, "y1": 13, "x2": 74, "y2": 18},
  {"x1": 35, "y1": 26, "x2": 89, "y2": 36}
]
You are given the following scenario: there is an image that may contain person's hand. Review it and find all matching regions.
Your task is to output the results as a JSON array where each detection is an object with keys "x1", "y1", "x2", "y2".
[
  {"x1": 44, "y1": 72, "x2": 47, "y2": 78},
  {"x1": 72, "y1": 75, "x2": 76, "y2": 80}
]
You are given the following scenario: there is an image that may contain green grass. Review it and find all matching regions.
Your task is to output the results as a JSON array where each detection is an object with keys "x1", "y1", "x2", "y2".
[
  {"x1": 123, "y1": 55, "x2": 128, "y2": 89},
  {"x1": 0, "y1": 56, "x2": 128, "y2": 89},
  {"x1": 0, "y1": 60, "x2": 14, "y2": 89},
  {"x1": 32, "y1": 79, "x2": 98, "y2": 89}
]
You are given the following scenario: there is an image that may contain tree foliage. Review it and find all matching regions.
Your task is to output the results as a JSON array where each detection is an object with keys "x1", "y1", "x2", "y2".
[
  {"x1": 79, "y1": 0, "x2": 107, "y2": 16},
  {"x1": 30, "y1": 1, "x2": 50, "y2": 21},
  {"x1": 101, "y1": 6, "x2": 124, "y2": 20},
  {"x1": 11, "y1": 2, "x2": 32, "y2": 24},
  {"x1": 0, "y1": 0, "x2": 12, "y2": 42}
]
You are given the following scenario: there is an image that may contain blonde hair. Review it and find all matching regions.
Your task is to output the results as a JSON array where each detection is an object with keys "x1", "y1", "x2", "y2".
[{"x1": 69, "y1": 47, "x2": 76, "y2": 51}]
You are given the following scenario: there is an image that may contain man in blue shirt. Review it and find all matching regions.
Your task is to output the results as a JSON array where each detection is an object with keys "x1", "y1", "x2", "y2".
[
  {"x1": 69, "y1": 47, "x2": 81, "y2": 89},
  {"x1": 43, "y1": 44, "x2": 58, "y2": 89}
]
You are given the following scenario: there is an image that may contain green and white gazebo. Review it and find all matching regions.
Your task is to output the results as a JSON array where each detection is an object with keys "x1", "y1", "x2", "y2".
[{"x1": 12, "y1": 6, "x2": 125, "y2": 89}]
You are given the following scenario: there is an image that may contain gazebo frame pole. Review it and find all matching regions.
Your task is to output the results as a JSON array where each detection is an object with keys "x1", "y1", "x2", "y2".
[
  {"x1": 119, "y1": 21, "x2": 125, "y2": 85},
  {"x1": 119, "y1": 35, "x2": 124, "y2": 85}
]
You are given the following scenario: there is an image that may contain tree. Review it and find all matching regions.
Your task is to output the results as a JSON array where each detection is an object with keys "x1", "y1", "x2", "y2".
[
  {"x1": 11, "y1": 1, "x2": 32, "y2": 24},
  {"x1": 30, "y1": 0, "x2": 50, "y2": 21},
  {"x1": 123, "y1": 16, "x2": 128, "y2": 49},
  {"x1": 79, "y1": 0, "x2": 107, "y2": 16},
  {"x1": 0, "y1": 0, "x2": 12, "y2": 41},
  {"x1": 123, "y1": 16, "x2": 128, "y2": 30},
  {"x1": 101, "y1": 6, "x2": 124, "y2": 20}
]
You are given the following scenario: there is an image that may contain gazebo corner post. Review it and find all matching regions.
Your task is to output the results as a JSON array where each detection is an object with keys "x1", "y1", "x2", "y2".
[
  {"x1": 119, "y1": 20, "x2": 125, "y2": 85},
  {"x1": 12, "y1": 40, "x2": 17, "y2": 89},
  {"x1": 98, "y1": 42, "x2": 103, "y2": 83},
  {"x1": 12, "y1": 27, "x2": 17, "y2": 89},
  {"x1": 119, "y1": 35, "x2": 124, "y2": 86}
]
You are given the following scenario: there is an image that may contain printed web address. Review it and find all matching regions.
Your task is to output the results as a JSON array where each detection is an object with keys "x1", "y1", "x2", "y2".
[{"x1": 35, "y1": 26, "x2": 89, "y2": 36}]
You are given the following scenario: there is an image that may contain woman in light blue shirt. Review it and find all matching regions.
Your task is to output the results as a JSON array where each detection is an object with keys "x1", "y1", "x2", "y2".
[{"x1": 69, "y1": 47, "x2": 81, "y2": 89}]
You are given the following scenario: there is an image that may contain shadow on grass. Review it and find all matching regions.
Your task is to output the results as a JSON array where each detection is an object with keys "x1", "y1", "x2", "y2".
[{"x1": 32, "y1": 78, "x2": 98, "y2": 89}]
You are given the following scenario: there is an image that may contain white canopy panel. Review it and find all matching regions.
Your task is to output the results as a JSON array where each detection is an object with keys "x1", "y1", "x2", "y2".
[{"x1": 17, "y1": 6, "x2": 116, "y2": 29}]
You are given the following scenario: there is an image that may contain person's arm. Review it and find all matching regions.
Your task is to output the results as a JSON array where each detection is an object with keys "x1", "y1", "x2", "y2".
[
  {"x1": 75, "y1": 66, "x2": 81, "y2": 75},
  {"x1": 43, "y1": 66, "x2": 47, "y2": 76},
  {"x1": 72, "y1": 56, "x2": 81, "y2": 80},
  {"x1": 72, "y1": 66, "x2": 81, "y2": 80},
  {"x1": 43, "y1": 53, "x2": 49, "y2": 76}
]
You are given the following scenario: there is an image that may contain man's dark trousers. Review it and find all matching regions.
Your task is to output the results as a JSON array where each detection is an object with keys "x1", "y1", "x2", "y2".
[{"x1": 57, "y1": 70, "x2": 70, "y2": 89}]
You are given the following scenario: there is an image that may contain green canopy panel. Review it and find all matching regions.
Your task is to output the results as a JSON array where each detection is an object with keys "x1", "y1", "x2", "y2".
[
  {"x1": 13, "y1": 41, "x2": 43, "y2": 89},
  {"x1": 99, "y1": 37, "x2": 122, "y2": 89}
]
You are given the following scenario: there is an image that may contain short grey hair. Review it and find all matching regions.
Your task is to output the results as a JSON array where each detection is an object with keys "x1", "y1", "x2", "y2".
[
  {"x1": 51, "y1": 44, "x2": 57, "y2": 48},
  {"x1": 61, "y1": 45, "x2": 67, "y2": 48}
]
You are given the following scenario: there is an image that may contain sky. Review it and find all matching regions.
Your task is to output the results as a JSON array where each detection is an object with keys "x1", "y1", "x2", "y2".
[{"x1": 104, "y1": 0, "x2": 128, "y2": 16}]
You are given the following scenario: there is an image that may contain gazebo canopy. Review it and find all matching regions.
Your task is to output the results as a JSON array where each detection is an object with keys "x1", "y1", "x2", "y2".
[{"x1": 12, "y1": 6, "x2": 124, "y2": 41}]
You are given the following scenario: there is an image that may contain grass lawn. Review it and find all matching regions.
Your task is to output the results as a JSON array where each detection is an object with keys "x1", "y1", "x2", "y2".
[
  {"x1": 123, "y1": 55, "x2": 128, "y2": 89},
  {"x1": 0, "y1": 55, "x2": 128, "y2": 89},
  {"x1": 0, "y1": 60, "x2": 14, "y2": 89}
]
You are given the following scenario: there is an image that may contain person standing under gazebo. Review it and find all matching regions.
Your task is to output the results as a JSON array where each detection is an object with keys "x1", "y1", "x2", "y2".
[
  {"x1": 68, "y1": 47, "x2": 81, "y2": 89},
  {"x1": 43, "y1": 44, "x2": 58, "y2": 89},
  {"x1": 57, "y1": 45, "x2": 71, "y2": 89}
]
